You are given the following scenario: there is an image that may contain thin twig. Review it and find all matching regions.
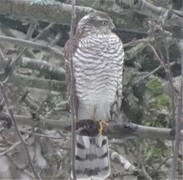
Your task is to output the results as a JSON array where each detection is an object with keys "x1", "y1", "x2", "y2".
[
  {"x1": 25, "y1": 21, "x2": 38, "y2": 40},
  {"x1": 3, "y1": 22, "x2": 56, "y2": 83},
  {"x1": 139, "y1": 62, "x2": 176, "y2": 81},
  {"x1": 0, "y1": 82, "x2": 41, "y2": 179},
  {"x1": 147, "y1": 43, "x2": 166, "y2": 69},
  {"x1": 35, "y1": 23, "x2": 54, "y2": 40},
  {"x1": 147, "y1": 43, "x2": 178, "y2": 101},
  {"x1": 162, "y1": 29, "x2": 177, "y2": 133},
  {"x1": 0, "y1": 134, "x2": 30, "y2": 156},
  {"x1": 0, "y1": 47, "x2": 5, "y2": 61},
  {"x1": 3, "y1": 21, "x2": 37, "y2": 83},
  {"x1": 170, "y1": 41, "x2": 183, "y2": 179},
  {"x1": 69, "y1": 0, "x2": 77, "y2": 179},
  {"x1": 141, "y1": 166, "x2": 153, "y2": 180},
  {"x1": 152, "y1": 156, "x2": 173, "y2": 175},
  {"x1": 124, "y1": 37, "x2": 153, "y2": 48}
]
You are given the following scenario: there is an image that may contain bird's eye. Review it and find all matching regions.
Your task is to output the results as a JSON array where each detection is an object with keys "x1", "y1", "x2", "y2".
[{"x1": 101, "y1": 20, "x2": 108, "y2": 26}]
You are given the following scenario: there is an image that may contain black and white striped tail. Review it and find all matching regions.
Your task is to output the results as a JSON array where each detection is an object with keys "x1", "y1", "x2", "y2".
[{"x1": 74, "y1": 134, "x2": 110, "y2": 179}]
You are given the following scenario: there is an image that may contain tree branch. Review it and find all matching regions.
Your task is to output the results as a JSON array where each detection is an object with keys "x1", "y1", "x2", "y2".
[
  {"x1": 0, "y1": 72, "x2": 66, "y2": 92},
  {"x1": 0, "y1": 35, "x2": 64, "y2": 59},
  {"x1": 0, "y1": 0, "x2": 93, "y2": 25},
  {"x1": 170, "y1": 40, "x2": 183, "y2": 179},
  {"x1": 69, "y1": 0, "x2": 77, "y2": 178},
  {"x1": 133, "y1": 0, "x2": 183, "y2": 28},
  {"x1": 0, "y1": 82, "x2": 41, "y2": 179},
  {"x1": 1, "y1": 113, "x2": 183, "y2": 141},
  {"x1": 0, "y1": 57, "x2": 65, "y2": 81}
]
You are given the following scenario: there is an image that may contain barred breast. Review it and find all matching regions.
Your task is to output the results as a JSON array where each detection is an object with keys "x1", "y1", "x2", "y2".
[{"x1": 73, "y1": 33, "x2": 124, "y2": 121}]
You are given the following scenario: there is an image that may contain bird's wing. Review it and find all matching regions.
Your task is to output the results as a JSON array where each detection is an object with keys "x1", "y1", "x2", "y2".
[{"x1": 110, "y1": 42, "x2": 125, "y2": 122}]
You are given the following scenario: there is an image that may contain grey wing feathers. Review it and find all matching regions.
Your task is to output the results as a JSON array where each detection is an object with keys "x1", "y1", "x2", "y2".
[
  {"x1": 110, "y1": 47, "x2": 124, "y2": 122},
  {"x1": 75, "y1": 135, "x2": 111, "y2": 179},
  {"x1": 110, "y1": 90, "x2": 123, "y2": 122}
]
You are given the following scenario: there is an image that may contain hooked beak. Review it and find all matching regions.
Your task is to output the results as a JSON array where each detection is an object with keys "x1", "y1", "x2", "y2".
[{"x1": 110, "y1": 22, "x2": 116, "y2": 30}]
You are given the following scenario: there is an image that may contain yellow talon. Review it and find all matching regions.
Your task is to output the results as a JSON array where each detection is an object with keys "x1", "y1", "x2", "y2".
[
  {"x1": 98, "y1": 120, "x2": 108, "y2": 135},
  {"x1": 92, "y1": 108, "x2": 108, "y2": 135}
]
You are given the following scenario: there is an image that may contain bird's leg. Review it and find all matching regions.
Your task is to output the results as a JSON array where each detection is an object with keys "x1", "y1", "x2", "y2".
[
  {"x1": 98, "y1": 120, "x2": 108, "y2": 135},
  {"x1": 92, "y1": 107, "x2": 108, "y2": 135}
]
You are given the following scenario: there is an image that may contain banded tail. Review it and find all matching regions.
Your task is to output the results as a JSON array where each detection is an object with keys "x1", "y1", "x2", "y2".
[{"x1": 74, "y1": 134, "x2": 110, "y2": 179}]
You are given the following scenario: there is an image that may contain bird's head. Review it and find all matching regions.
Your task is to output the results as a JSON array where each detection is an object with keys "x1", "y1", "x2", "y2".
[{"x1": 76, "y1": 11, "x2": 115, "y2": 36}]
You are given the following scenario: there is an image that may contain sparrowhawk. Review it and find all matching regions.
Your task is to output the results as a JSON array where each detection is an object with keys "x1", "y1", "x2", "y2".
[{"x1": 64, "y1": 11, "x2": 124, "y2": 179}]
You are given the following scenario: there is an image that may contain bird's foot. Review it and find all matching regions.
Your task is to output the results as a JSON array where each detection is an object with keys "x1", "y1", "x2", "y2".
[{"x1": 98, "y1": 120, "x2": 108, "y2": 135}]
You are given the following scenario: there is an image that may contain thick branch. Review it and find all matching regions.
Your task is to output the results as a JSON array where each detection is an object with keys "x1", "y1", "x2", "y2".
[
  {"x1": 0, "y1": 0, "x2": 182, "y2": 34},
  {"x1": 0, "y1": 0, "x2": 143, "y2": 32},
  {"x1": 0, "y1": 0, "x2": 93, "y2": 25},
  {"x1": 77, "y1": 0, "x2": 125, "y2": 15},
  {"x1": 0, "y1": 57, "x2": 65, "y2": 81},
  {"x1": 0, "y1": 72, "x2": 66, "y2": 92},
  {"x1": 20, "y1": 57, "x2": 65, "y2": 80},
  {"x1": 125, "y1": 37, "x2": 153, "y2": 60},
  {"x1": 103, "y1": 122, "x2": 176, "y2": 140},
  {"x1": 1, "y1": 113, "x2": 182, "y2": 141},
  {"x1": 0, "y1": 35, "x2": 64, "y2": 59},
  {"x1": 133, "y1": 0, "x2": 183, "y2": 28}
]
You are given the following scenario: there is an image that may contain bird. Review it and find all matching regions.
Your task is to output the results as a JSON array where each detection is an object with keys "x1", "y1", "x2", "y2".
[{"x1": 64, "y1": 11, "x2": 124, "y2": 179}]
